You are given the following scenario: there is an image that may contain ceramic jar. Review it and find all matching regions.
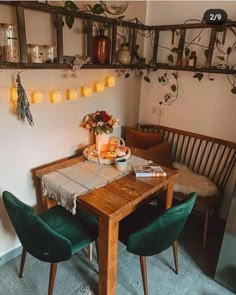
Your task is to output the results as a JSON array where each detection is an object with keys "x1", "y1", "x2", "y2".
[{"x1": 116, "y1": 46, "x2": 131, "y2": 65}]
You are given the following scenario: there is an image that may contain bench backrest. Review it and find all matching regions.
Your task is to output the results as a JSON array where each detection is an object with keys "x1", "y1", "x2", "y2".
[{"x1": 138, "y1": 124, "x2": 236, "y2": 189}]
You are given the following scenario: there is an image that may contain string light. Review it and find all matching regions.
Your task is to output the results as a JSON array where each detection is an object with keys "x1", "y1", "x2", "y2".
[
  {"x1": 106, "y1": 76, "x2": 116, "y2": 87},
  {"x1": 81, "y1": 86, "x2": 92, "y2": 97},
  {"x1": 11, "y1": 88, "x2": 18, "y2": 102},
  {"x1": 68, "y1": 88, "x2": 78, "y2": 100},
  {"x1": 1, "y1": 73, "x2": 117, "y2": 104},
  {"x1": 50, "y1": 91, "x2": 62, "y2": 103},
  {"x1": 95, "y1": 82, "x2": 104, "y2": 93},
  {"x1": 32, "y1": 91, "x2": 43, "y2": 103}
]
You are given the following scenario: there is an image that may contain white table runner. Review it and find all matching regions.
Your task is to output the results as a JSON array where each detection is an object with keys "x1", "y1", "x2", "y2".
[{"x1": 42, "y1": 155, "x2": 149, "y2": 214}]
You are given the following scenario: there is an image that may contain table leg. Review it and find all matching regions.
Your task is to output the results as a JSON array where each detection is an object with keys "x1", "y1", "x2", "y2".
[
  {"x1": 166, "y1": 178, "x2": 174, "y2": 209},
  {"x1": 98, "y1": 217, "x2": 119, "y2": 295},
  {"x1": 166, "y1": 178, "x2": 178, "y2": 272}
]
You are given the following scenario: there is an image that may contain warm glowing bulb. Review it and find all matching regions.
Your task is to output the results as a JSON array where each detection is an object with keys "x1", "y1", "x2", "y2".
[
  {"x1": 33, "y1": 92, "x2": 43, "y2": 103},
  {"x1": 82, "y1": 87, "x2": 92, "y2": 97},
  {"x1": 11, "y1": 88, "x2": 18, "y2": 102},
  {"x1": 107, "y1": 76, "x2": 116, "y2": 87},
  {"x1": 68, "y1": 89, "x2": 78, "y2": 100},
  {"x1": 51, "y1": 91, "x2": 62, "y2": 103},
  {"x1": 95, "y1": 82, "x2": 104, "y2": 93}
]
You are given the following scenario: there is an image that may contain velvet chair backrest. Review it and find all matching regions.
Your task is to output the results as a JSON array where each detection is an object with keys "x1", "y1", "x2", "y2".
[
  {"x1": 127, "y1": 193, "x2": 196, "y2": 256},
  {"x1": 2, "y1": 191, "x2": 72, "y2": 263}
]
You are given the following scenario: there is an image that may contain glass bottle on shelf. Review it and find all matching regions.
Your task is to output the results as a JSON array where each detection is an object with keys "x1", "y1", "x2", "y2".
[
  {"x1": 27, "y1": 44, "x2": 44, "y2": 63},
  {"x1": 44, "y1": 45, "x2": 56, "y2": 63},
  {"x1": 188, "y1": 51, "x2": 197, "y2": 67},
  {"x1": 2, "y1": 24, "x2": 19, "y2": 62},
  {"x1": 93, "y1": 28, "x2": 111, "y2": 64}
]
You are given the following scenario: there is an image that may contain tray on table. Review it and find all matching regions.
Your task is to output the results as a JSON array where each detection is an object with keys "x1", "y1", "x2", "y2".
[{"x1": 83, "y1": 144, "x2": 131, "y2": 165}]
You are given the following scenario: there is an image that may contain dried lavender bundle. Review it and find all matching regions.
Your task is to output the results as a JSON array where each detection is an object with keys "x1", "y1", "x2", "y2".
[{"x1": 16, "y1": 73, "x2": 34, "y2": 126}]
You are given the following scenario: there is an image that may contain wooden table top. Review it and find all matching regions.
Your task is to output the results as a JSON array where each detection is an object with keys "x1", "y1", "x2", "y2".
[{"x1": 36, "y1": 156, "x2": 178, "y2": 221}]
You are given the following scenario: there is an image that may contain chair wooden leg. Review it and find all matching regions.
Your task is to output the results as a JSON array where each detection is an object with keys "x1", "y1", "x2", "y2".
[
  {"x1": 19, "y1": 248, "x2": 27, "y2": 278},
  {"x1": 87, "y1": 243, "x2": 93, "y2": 261},
  {"x1": 95, "y1": 239, "x2": 99, "y2": 264},
  {"x1": 48, "y1": 263, "x2": 57, "y2": 295},
  {"x1": 203, "y1": 208, "x2": 209, "y2": 252},
  {"x1": 140, "y1": 256, "x2": 148, "y2": 295},
  {"x1": 172, "y1": 241, "x2": 179, "y2": 274}
]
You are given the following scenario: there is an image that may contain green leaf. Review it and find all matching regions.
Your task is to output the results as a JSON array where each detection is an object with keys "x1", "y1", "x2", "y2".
[
  {"x1": 170, "y1": 84, "x2": 176, "y2": 92},
  {"x1": 185, "y1": 47, "x2": 190, "y2": 57},
  {"x1": 227, "y1": 47, "x2": 232, "y2": 55},
  {"x1": 168, "y1": 54, "x2": 174, "y2": 63},
  {"x1": 171, "y1": 47, "x2": 178, "y2": 53},
  {"x1": 193, "y1": 72, "x2": 204, "y2": 81},
  {"x1": 125, "y1": 73, "x2": 130, "y2": 79},
  {"x1": 64, "y1": 1, "x2": 78, "y2": 10},
  {"x1": 65, "y1": 15, "x2": 74, "y2": 29},
  {"x1": 144, "y1": 76, "x2": 150, "y2": 83},
  {"x1": 172, "y1": 73, "x2": 178, "y2": 79},
  {"x1": 92, "y1": 4, "x2": 105, "y2": 14},
  {"x1": 231, "y1": 87, "x2": 236, "y2": 94},
  {"x1": 139, "y1": 71, "x2": 143, "y2": 77},
  {"x1": 217, "y1": 56, "x2": 225, "y2": 61}
]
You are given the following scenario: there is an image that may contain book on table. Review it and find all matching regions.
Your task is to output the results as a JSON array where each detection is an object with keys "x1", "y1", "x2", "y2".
[{"x1": 132, "y1": 165, "x2": 167, "y2": 177}]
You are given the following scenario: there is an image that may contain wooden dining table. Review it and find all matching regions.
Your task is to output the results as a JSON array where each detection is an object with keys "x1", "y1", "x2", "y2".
[{"x1": 35, "y1": 156, "x2": 178, "y2": 295}]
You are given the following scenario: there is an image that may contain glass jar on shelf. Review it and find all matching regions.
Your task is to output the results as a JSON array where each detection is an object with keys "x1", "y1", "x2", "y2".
[
  {"x1": 2, "y1": 24, "x2": 19, "y2": 62},
  {"x1": 44, "y1": 45, "x2": 56, "y2": 63},
  {"x1": 27, "y1": 44, "x2": 44, "y2": 63}
]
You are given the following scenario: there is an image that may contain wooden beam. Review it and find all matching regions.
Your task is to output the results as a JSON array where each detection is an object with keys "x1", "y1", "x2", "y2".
[
  {"x1": 55, "y1": 14, "x2": 63, "y2": 64},
  {"x1": 16, "y1": 5, "x2": 27, "y2": 63}
]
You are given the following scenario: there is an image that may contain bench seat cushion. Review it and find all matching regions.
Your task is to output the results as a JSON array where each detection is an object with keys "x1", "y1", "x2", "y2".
[
  {"x1": 173, "y1": 162, "x2": 219, "y2": 198},
  {"x1": 125, "y1": 127, "x2": 164, "y2": 149}
]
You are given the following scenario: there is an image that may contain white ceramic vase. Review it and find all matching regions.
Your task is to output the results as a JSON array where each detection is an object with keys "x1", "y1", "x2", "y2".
[{"x1": 116, "y1": 46, "x2": 131, "y2": 65}]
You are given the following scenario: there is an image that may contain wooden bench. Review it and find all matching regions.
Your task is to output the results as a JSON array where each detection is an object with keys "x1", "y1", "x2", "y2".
[{"x1": 131, "y1": 124, "x2": 236, "y2": 250}]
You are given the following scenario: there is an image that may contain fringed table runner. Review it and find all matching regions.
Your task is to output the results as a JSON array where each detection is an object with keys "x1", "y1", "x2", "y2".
[{"x1": 42, "y1": 155, "x2": 149, "y2": 214}]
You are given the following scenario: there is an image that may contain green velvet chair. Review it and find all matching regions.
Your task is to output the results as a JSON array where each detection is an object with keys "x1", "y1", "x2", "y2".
[
  {"x1": 119, "y1": 192, "x2": 196, "y2": 295},
  {"x1": 2, "y1": 191, "x2": 98, "y2": 295}
]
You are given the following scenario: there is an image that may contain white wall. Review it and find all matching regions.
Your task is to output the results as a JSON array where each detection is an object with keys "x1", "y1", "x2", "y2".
[
  {"x1": 139, "y1": 1, "x2": 236, "y2": 218},
  {"x1": 0, "y1": 1, "x2": 146, "y2": 255}
]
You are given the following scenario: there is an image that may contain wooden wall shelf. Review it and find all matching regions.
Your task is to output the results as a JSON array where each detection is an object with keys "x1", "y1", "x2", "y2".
[{"x1": 0, "y1": 1, "x2": 236, "y2": 75}]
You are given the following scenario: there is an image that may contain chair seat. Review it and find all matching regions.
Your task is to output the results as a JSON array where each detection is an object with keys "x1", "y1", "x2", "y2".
[{"x1": 39, "y1": 206, "x2": 98, "y2": 253}]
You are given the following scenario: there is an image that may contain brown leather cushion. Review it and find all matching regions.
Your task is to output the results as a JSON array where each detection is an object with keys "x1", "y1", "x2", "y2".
[
  {"x1": 125, "y1": 128, "x2": 164, "y2": 149},
  {"x1": 129, "y1": 141, "x2": 173, "y2": 168}
]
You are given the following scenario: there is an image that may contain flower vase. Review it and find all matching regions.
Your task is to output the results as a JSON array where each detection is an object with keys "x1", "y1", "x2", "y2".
[{"x1": 96, "y1": 133, "x2": 110, "y2": 152}]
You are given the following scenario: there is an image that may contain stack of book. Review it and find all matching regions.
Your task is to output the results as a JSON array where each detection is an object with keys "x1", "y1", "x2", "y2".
[{"x1": 132, "y1": 165, "x2": 167, "y2": 177}]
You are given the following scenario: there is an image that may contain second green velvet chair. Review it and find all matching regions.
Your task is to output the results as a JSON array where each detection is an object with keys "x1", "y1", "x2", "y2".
[
  {"x1": 2, "y1": 190, "x2": 98, "y2": 295},
  {"x1": 119, "y1": 192, "x2": 196, "y2": 295}
]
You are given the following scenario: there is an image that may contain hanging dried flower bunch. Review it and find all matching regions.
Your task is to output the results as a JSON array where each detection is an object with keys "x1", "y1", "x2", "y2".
[{"x1": 16, "y1": 73, "x2": 34, "y2": 126}]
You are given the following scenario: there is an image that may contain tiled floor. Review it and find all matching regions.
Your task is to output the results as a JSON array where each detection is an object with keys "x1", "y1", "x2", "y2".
[{"x1": 0, "y1": 215, "x2": 234, "y2": 295}]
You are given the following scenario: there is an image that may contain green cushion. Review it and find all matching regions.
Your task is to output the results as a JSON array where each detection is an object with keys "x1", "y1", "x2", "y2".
[
  {"x1": 2, "y1": 191, "x2": 98, "y2": 263},
  {"x1": 119, "y1": 193, "x2": 196, "y2": 256},
  {"x1": 39, "y1": 206, "x2": 98, "y2": 253}
]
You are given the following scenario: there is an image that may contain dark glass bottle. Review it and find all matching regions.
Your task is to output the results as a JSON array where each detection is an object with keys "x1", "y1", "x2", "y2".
[
  {"x1": 93, "y1": 29, "x2": 111, "y2": 64},
  {"x1": 188, "y1": 51, "x2": 197, "y2": 67}
]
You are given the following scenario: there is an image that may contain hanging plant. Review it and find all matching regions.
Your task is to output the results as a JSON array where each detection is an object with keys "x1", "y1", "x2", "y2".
[
  {"x1": 16, "y1": 73, "x2": 34, "y2": 126},
  {"x1": 158, "y1": 71, "x2": 179, "y2": 105}
]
